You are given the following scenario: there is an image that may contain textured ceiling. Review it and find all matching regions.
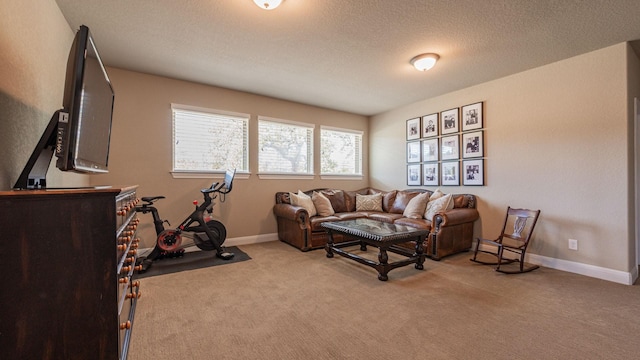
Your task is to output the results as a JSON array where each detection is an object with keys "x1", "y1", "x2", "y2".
[{"x1": 54, "y1": 0, "x2": 640, "y2": 116}]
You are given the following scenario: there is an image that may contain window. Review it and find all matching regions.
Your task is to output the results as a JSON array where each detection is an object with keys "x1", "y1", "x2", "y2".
[
  {"x1": 258, "y1": 117, "x2": 313, "y2": 175},
  {"x1": 320, "y1": 126, "x2": 363, "y2": 176},
  {"x1": 172, "y1": 104, "x2": 248, "y2": 175}
]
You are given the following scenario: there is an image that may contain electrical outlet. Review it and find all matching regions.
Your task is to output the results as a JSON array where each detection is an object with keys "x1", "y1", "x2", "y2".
[{"x1": 568, "y1": 239, "x2": 578, "y2": 250}]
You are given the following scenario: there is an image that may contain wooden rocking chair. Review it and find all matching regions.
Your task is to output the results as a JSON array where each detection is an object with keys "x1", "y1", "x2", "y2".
[{"x1": 471, "y1": 207, "x2": 541, "y2": 274}]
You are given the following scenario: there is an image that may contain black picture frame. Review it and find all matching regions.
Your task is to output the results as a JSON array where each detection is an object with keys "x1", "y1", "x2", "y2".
[
  {"x1": 462, "y1": 130, "x2": 483, "y2": 158},
  {"x1": 440, "y1": 108, "x2": 459, "y2": 134},
  {"x1": 422, "y1": 162, "x2": 439, "y2": 186},
  {"x1": 407, "y1": 164, "x2": 421, "y2": 186},
  {"x1": 421, "y1": 113, "x2": 438, "y2": 138},
  {"x1": 407, "y1": 141, "x2": 421, "y2": 163},
  {"x1": 406, "y1": 117, "x2": 420, "y2": 140},
  {"x1": 462, "y1": 102, "x2": 483, "y2": 132},
  {"x1": 463, "y1": 159, "x2": 484, "y2": 186},
  {"x1": 441, "y1": 134, "x2": 459, "y2": 161},
  {"x1": 421, "y1": 138, "x2": 438, "y2": 162},
  {"x1": 441, "y1": 161, "x2": 460, "y2": 186}
]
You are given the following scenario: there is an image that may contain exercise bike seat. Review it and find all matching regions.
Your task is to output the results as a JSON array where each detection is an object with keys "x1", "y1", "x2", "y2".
[{"x1": 141, "y1": 196, "x2": 165, "y2": 203}]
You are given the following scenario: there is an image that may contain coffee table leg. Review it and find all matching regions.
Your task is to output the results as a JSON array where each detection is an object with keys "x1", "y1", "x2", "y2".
[
  {"x1": 325, "y1": 230, "x2": 335, "y2": 258},
  {"x1": 377, "y1": 248, "x2": 389, "y2": 281},
  {"x1": 414, "y1": 234, "x2": 426, "y2": 270}
]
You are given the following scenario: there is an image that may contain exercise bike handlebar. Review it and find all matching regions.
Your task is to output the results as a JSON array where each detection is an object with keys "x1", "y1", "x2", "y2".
[
  {"x1": 137, "y1": 170, "x2": 235, "y2": 207},
  {"x1": 201, "y1": 169, "x2": 236, "y2": 195},
  {"x1": 201, "y1": 182, "x2": 225, "y2": 194}
]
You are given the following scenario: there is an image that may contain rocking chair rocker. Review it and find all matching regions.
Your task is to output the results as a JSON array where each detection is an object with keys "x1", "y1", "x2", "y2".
[{"x1": 471, "y1": 207, "x2": 541, "y2": 274}]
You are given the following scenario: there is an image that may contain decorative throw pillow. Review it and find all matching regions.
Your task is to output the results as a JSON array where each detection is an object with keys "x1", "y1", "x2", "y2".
[
  {"x1": 312, "y1": 191, "x2": 335, "y2": 216},
  {"x1": 389, "y1": 191, "x2": 421, "y2": 214},
  {"x1": 424, "y1": 193, "x2": 454, "y2": 221},
  {"x1": 429, "y1": 188, "x2": 445, "y2": 201},
  {"x1": 453, "y1": 194, "x2": 468, "y2": 209},
  {"x1": 321, "y1": 189, "x2": 348, "y2": 213},
  {"x1": 403, "y1": 192, "x2": 429, "y2": 219},
  {"x1": 355, "y1": 193, "x2": 383, "y2": 211},
  {"x1": 289, "y1": 190, "x2": 317, "y2": 217}
]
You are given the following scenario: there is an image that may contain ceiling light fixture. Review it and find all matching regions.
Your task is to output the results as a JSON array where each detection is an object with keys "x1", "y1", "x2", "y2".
[
  {"x1": 253, "y1": 0, "x2": 283, "y2": 10},
  {"x1": 410, "y1": 53, "x2": 440, "y2": 71}
]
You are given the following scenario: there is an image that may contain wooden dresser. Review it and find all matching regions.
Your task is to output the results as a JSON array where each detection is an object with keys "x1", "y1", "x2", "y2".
[{"x1": 0, "y1": 186, "x2": 141, "y2": 360}]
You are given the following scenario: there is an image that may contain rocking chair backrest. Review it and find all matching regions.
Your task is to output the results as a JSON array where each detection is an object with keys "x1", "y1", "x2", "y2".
[{"x1": 499, "y1": 207, "x2": 541, "y2": 248}]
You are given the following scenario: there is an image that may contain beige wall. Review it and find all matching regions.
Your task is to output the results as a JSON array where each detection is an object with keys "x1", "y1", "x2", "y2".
[
  {"x1": 4, "y1": 0, "x2": 639, "y2": 283},
  {"x1": 0, "y1": 0, "x2": 88, "y2": 190},
  {"x1": 96, "y1": 68, "x2": 368, "y2": 248},
  {"x1": 371, "y1": 43, "x2": 638, "y2": 279},
  {"x1": 630, "y1": 44, "x2": 640, "y2": 267}
]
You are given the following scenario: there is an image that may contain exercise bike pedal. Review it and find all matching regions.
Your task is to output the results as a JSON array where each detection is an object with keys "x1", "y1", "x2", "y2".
[
  {"x1": 135, "y1": 257, "x2": 154, "y2": 274},
  {"x1": 216, "y1": 251, "x2": 235, "y2": 260},
  {"x1": 157, "y1": 249, "x2": 185, "y2": 260}
]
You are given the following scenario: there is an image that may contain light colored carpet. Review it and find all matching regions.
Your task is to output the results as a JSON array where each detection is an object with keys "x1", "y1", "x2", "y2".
[{"x1": 128, "y1": 241, "x2": 640, "y2": 360}]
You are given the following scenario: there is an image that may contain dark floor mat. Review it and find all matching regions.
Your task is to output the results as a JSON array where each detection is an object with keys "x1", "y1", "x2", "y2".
[{"x1": 133, "y1": 246, "x2": 250, "y2": 279}]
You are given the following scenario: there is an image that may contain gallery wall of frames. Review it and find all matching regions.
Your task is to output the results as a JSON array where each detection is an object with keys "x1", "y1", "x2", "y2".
[{"x1": 406, "y1": 101, "x2": 484, "y2": 186}]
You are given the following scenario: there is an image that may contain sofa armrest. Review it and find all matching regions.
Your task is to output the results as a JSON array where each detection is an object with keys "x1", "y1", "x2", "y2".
[
  {"x1": 273, "y1": 203, "x2": 309, "y2": 229},
  {"x1": 433, "y1": 208, "x2": 479, "y2": 230}
]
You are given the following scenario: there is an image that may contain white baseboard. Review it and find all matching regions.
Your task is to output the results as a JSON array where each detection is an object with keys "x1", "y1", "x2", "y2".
[
  {"x1": 138, "y1": 233, "x2": 279, "y2": 257},
  {"x1": 138, "y1": 235, "x2": 639, "y2": 285},
  {"x1": 478, "y1": 243, "x2": 636, "y2": 285},
  {"x1": 527, "y1": 253, "x2": 636, "y2": 285},
  {"x1": 224, "y1": 233, "x2": 279, "y2": 247}
]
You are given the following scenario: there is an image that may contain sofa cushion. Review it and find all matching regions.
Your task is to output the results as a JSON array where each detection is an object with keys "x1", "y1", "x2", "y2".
[
  {"x1": 321, "y1": 189, "x2": 348, "y2": 213},
  {"x1": 312, "y1": 191, "x2": 335, "y2": 216},
  {"x1": 403, "y1": 192, "x2": 429, "y2": 219},
  {"x1": 356, "y1": 193, "x2": 383, "y2": 211},
  {"x1": 389, "y1": 191, "x2": 420, "y2": 214},
  {"x1": 335, "y1": 212, "x2": 368, "y2": 221},
  {"x1": 424, "y1": 193, "x2": 454, "y2": 220},
  {"x1": 310, "y1": 215, "x2": 341, "y2": 232},
  {"x1": 368, "y1": 212, "x2": 403, "y2": 223},
  {"x1": 394, "y1": 217, "x2": 431, "y2": 230},
  {"x1": 289, "y1": 190, "x2": 317, "y2": 217}
]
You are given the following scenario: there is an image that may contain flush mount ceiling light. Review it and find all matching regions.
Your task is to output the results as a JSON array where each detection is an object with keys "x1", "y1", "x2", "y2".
[
  {"x1": 253, "y1": 0, "x2": 283, "y2": 10},
  {"x1": 410, "y1": 53, "x2": 440, "y2": 71}
]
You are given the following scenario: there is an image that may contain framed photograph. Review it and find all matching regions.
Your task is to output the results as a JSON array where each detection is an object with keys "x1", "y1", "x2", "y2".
[
  {"x1": 441, "y1": 161, "x2": 460, "y2": 186},
  {"x1": 441, "y1": 135, "x2": 459, "y2": 161},
  {"x1": 421, "y1": 113, "x2": 438, "y2": 138},
  {"x1": 422, "y1": 163, "x2": 439, "y2": 186},
  {"x1": 407, "y1": 141, "x2": 421, "y2": 163},
  {"x1": 462, "y1": 102, "x2": 483, "y2": 131},
  {"x1": 462, "y1": 130, "x2": 484, "y2": 158},
  {"x1": 463, "y1": 159, "x2": 484, "y2": 186},
  {"x1": 406, "y1": 117, "x2": 420, "y2": 140},
  {"x1": 407, "y1": 164, "x2": 421, "y2": 186},
  {"x1": 440, "y1": 108, "x2": 459, "y2": 134},
  {"x1": 421, "y1": 138, "x2": 438, "y2": 162}
]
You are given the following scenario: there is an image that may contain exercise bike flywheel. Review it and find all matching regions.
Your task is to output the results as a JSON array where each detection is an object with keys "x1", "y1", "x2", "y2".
[{"x1": 157, "y1": 229, "x2": 182, "y2": 252}]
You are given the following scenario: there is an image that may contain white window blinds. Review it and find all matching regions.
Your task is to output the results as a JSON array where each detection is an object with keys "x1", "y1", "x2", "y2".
[
  {"x1": 172, "y1": 105, "x2": 249, "y2": 172},
  {"x1": 320, "y1": 127, "x2": 363, "y2": 175},
  {"x1": 258, "y1": 117, "x2": 314, "y2": 174}
]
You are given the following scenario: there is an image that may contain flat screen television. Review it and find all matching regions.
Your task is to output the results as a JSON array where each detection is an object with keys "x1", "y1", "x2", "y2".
[{"x1": 13, "y1": 25, "x2": 114, "y2": 189}]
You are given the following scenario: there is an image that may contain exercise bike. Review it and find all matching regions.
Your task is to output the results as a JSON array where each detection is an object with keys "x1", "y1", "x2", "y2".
[{"x1": 134, "y1": 169, "x2": 236, "y2": 273}]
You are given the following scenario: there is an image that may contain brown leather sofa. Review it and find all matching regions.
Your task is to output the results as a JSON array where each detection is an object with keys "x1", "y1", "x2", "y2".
[{"x1": 273, "y1": 188, "x2": 479, "y2": 260}]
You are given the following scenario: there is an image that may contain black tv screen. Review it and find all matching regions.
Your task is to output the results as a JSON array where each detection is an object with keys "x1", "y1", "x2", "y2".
[
  {"x1": 57, "y1": 25, "x2": 114, "y2": 173},
  {"x1": 13, "y1": 25, "x2": 114, "y2": 189}
]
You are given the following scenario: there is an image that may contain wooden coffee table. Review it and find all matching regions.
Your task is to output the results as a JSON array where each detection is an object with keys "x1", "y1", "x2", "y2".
[{"x1": 322, "y1": 218, "x2": 428, "y2": 281}]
